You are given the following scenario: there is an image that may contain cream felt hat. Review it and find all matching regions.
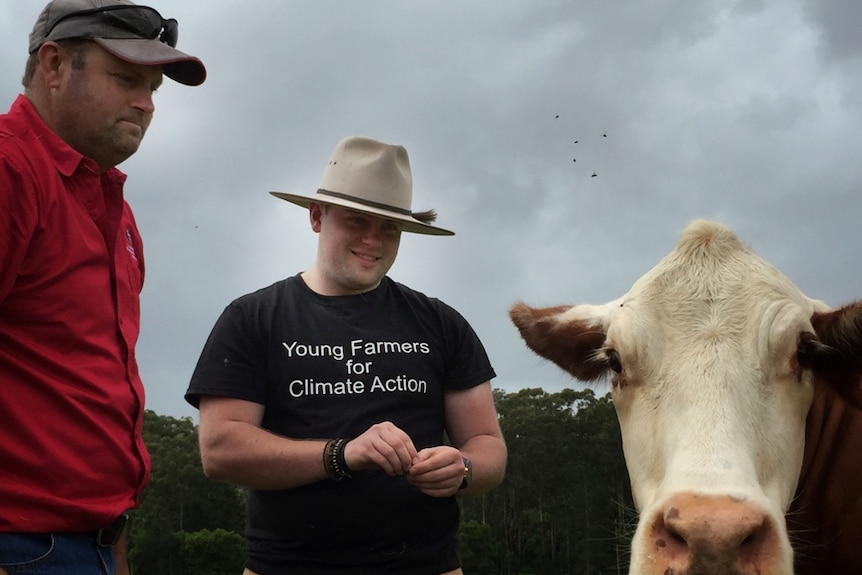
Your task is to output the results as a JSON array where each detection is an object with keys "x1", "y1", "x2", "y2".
[{"x1": 270, "y1": 136, "x2": 454, "y2": 236}]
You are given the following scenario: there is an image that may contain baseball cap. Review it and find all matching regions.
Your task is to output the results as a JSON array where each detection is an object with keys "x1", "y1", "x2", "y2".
[{"x1": 29, "y1": 0, "x2": 206, "y2": 86}]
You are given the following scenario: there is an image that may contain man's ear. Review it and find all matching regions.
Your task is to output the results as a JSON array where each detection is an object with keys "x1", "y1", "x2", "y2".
[
  {"x1": 309, "y1": 202, "x2": 324, "y2": 233},
  {"x1": 36, "y1": 42, "x2": 66, "y2": 90}
]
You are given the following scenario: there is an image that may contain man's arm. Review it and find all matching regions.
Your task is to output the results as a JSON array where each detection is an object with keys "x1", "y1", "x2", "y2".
[
  {"x1": 198, "y1": 396, "x2": 330, "y2": 489},
  {"x1": 113, "y1": 523, "x2": 130, "y2": 575},
  {"x1": 407, "y1": 382, "x2": 507, "y2": 497},
  {"x1": 444, "y1": 382, "x2": 508, "y2": 495},
  {"x1": 198, "y1": 396, "x2": 420, "y2": 489}
]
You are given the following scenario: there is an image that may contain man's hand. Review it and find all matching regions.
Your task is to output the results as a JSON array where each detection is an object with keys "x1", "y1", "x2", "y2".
[
  {"x1": 343, "y1": 421, "x2": 418, "y2": 476},
  {"x1": 406, "y1": 445, "x2": 465, "y2": 497}
]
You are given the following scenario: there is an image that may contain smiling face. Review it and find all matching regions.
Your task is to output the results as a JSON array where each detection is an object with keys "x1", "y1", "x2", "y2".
[{"x1": 303, "y1": 203, "x2": 403, "y2": 296}]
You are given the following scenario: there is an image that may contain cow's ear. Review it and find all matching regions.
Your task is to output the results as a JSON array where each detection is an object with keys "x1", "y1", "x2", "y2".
[
  {"x1": 811, "y1": 302, "x2": 862, "y2": 409},
  {"x1": 509, "y1": 302, "x2": 609, "y2": 381}
]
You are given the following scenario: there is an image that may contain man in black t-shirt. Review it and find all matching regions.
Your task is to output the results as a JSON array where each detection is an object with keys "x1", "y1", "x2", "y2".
[{"x1": 186, "y1": 136, "x2": 507, "y2": 575}]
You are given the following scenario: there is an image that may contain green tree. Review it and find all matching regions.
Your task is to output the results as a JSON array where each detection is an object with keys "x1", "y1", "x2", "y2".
[
  {"x1": 175, "y1": 529, "x2": 246, "y2": 575},
  {"x1": 131, "y1": 396, "x2": 634, "y2": 575},
  {"x1": 459, "y1": 519, "x2": 500, "y2": 575},
  {"x1": 130, "y1": 411, "x2": 246, "y2": 574},
  {"x1": 459, "y1": 388, "x2": 634, "y2": 574}
]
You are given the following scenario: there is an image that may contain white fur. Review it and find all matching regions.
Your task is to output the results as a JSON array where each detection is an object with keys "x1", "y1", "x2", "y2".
[{"x1": 554, "y1": 220, "x2": 821, "y2": 573}]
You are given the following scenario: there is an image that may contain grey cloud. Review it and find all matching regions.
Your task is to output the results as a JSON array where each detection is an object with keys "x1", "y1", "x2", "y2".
[{"x1": 2, "y1": 0, "x2": 860, "y2": 419}]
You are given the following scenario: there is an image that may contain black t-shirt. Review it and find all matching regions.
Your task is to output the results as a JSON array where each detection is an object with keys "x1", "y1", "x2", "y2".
[{"x1": 186, "y1": 275, "x2": 496, "y2": 574}]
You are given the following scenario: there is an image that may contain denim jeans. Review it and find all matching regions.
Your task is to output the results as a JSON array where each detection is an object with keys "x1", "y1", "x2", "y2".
[{"x1": 0, "y1": 533, "x2": 115, "y2": 575}]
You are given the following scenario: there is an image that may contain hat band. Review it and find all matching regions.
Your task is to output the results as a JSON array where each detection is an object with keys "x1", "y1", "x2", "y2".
[{"x1": 317, "y1": 189, "x2": 412, "y2": 216}]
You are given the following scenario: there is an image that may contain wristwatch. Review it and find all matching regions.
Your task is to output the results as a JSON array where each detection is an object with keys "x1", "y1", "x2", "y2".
[{"x1": 459, "y1": 456, "x2": 472, "y2": 491}]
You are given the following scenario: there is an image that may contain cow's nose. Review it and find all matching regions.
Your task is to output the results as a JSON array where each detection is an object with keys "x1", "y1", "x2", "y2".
[{"x1": 647, "y1": 493, "x2": 782, "y2": 574}]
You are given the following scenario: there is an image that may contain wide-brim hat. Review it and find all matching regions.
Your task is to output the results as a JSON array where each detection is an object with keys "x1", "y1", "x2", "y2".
[
  {"x1": 270, "y1": 136, "x2": 455, "y2": 236},
  {"x1": 29, "y1": 0, "x2": 206, "y2": 86}
]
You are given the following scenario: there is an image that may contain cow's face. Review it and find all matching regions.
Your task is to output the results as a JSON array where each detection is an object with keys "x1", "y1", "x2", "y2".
[
  {"x1": 607, "y1": 251, "x2": 818, "y2": 515},
  {"x1": 510, "y1": 220, "x2": 834, "y2": 575}
]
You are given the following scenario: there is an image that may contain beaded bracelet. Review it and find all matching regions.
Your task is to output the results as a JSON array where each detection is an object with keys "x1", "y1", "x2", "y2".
[{"x1": 323, "y1": 438, "x2": 353, "y2": 481}]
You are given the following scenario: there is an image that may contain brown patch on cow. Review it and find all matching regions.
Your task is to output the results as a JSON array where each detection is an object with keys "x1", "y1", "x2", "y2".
[
  {"x1": 791, "y1": 370, "x2": 862, "y2": 574},
  {"x1": 811, "y1": 302, "x2": 862, "y2": 408},
  {"x1": 509, "y1": 302, "x2": 608, "y2": 381}
]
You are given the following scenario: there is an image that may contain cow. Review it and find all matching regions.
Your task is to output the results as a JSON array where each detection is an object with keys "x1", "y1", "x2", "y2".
[{"x1": 509, "y1": 219, "x2": 862, "y2": 575}]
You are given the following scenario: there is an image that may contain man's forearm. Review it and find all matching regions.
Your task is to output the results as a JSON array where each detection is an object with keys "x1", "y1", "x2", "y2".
[{"x1": 113, "y1": 523, "x2": 131, "y2": 575}]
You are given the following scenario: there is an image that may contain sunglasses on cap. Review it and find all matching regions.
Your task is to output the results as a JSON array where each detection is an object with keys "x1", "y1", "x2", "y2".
[{"x1": 47, "y1": 5, "x2": 178, "y2": 47}]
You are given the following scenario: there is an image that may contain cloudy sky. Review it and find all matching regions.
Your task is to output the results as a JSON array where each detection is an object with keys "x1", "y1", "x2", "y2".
[{"x1": 3, "y1": 1, "x2": 860, "y2": 420}]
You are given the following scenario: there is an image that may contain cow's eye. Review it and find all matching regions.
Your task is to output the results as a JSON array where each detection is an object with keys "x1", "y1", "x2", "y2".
[
  {"x1": 796, "y1": 336, "x2": 824, "y2": 370},
  {"x1": 796, "y1": 340, "x2": 815, "y2": 369},
  {"x1": 606, "y1": 349, "x2": 622, "y2": 373}
]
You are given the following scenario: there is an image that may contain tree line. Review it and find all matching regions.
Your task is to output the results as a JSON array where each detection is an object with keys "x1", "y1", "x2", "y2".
[{"x1": 130, "y1": 387, "x2": 634, "y2": 574}]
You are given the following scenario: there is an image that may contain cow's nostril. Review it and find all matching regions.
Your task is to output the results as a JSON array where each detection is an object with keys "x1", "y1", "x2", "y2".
[{"x1": 648, "y1": 494, "x2": 780, "y2": 574}]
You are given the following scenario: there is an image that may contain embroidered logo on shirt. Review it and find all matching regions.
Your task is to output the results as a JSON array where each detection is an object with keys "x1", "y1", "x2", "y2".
[{"x1": 125, "y1": 228, "x2": 138, "y2": 261}]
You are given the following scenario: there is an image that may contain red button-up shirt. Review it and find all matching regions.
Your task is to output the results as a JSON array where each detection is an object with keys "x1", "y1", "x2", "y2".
[{"x1": 0, "y1": 95, "x2": 150, "y2": 532}]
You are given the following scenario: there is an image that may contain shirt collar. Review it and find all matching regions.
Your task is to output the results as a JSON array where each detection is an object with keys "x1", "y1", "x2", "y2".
[{"x1": 12, "y1": 94, "x2": 127, "y2": 184}]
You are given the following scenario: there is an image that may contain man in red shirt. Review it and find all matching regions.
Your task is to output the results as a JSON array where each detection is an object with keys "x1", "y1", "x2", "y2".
[{"x1": 0, "y1": 1, "x2": 205, "y2": 573}]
